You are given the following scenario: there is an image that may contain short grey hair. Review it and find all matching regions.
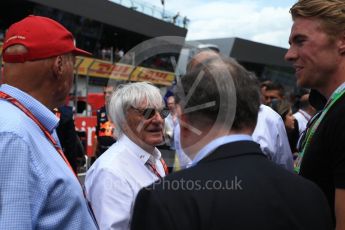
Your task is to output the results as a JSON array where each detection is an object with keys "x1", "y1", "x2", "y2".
[{"x1": 108, "y1": 81, "x2": 164, "y2": 137}]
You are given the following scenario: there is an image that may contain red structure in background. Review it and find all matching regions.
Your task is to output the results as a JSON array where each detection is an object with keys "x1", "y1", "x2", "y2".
[
  {"x1": 73, "y1": 93, "x2": 108, "y2": 157},
  {"x1": 87, "y1": 93, "x2": 105, "y2": 116},
  {"x1": 75, "y1": 116, "x2": 97, "y2": 157},
  {"x1": 73, "y1": 93, "x2": 105, "y2": 157}
]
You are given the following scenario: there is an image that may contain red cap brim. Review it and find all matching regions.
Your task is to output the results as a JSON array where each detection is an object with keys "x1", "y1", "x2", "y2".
[{"x1": 73, "y1": 48, "x2": 92, "y2": 57}]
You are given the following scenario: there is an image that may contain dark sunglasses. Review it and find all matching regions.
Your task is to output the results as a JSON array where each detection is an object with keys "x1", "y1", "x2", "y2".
[{"x1": 131, "y1": 107, "x2": 170, "y2": 119}]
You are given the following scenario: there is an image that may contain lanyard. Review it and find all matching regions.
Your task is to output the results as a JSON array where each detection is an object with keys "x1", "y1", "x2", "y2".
[
  {"x1": 0, "y1": 91, "x2": 77, "y2": 178},
  {"x1": 294, "y1": 84, "x2": 345, "y2": 173},
  {"x1": 146, "y1": 158, "x2": 169, "y2": 179},
  {"x1": 0, "y1": 92, "x2": 100, "y2": 228}
]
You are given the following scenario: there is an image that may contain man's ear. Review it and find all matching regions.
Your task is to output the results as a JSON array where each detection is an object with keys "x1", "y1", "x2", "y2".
[
  {"x1": 179, "y1": 113, "x2": 191, "y2": 136},
  {"x1": 52, "y1": 56, "x2": 63, "y2": 79},
  {"x1": 338, "y1": 31, "x2": 345, "y2": 55},
  {"x1": 121, "y1": 118, "x2": 130, "y2": 135}
]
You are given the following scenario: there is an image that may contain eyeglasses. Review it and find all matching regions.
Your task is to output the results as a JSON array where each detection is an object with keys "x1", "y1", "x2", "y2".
[{"x1": 131, "y1": 107, "x2": 170, "y2": 119}]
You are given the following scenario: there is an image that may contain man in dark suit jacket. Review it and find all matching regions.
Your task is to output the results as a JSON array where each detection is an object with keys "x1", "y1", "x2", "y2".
[
  {"x1": 130, "y1": 52, "x2": 332, "y2": 230},
  {"x1": 54, "y1": 105, "x2": 86, "y2": 174}
]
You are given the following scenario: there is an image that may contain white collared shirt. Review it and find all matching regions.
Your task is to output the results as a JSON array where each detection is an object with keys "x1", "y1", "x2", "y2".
[
  {"x1": 85, "y1": 135, "x2": 166, "y2": 230},
  {"x1": 252, "y1": 104, "x2": 294, "y2": 171},
  {"x1": 293, "y1": 109, "x2": 311, "y2": 135}
]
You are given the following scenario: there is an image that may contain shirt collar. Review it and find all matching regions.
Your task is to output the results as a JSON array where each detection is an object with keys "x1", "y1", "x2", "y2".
[
  {"x1": 190, "y1": 134, "x2": 253, "y2": 167},
  {"x1": 298, "y1": 109, "x2": 311, "y2": 120},
  {"x1": 0, "y1": 84, "x2": 59, "y2": 133},
  {"x1": 119, "y1": 134, "x2": 161, "y2": 165}
]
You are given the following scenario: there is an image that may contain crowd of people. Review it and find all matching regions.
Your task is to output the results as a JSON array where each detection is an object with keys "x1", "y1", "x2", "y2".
[{"x1": 1, "y1": 0, "x2": 345, "y2": 229}]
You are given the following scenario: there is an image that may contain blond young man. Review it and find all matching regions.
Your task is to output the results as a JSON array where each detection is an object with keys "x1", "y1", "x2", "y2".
[{"x1": 285, "y1": 0, "x2": 345, "y2": 228}]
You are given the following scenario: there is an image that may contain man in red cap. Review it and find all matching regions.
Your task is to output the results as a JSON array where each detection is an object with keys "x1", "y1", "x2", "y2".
[{"x1": 0, "y1": 15, "x2": 98, "y2": 229}]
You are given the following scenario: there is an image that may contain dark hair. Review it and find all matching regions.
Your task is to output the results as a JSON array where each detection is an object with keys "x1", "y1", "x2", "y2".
[
  {"x1": 264, "y1": 81, "x2": 285, "y2": 98},
  {"x1": 270, "y1": 99, "x2": 291, "y2": 121}
]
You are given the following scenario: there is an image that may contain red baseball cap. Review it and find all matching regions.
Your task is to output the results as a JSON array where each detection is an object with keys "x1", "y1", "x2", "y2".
[{"x1": 2, "y1": 15, "x2": 91, "y2": 63}]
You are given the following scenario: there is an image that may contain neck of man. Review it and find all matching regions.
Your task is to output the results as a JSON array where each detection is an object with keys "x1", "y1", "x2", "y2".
[
  {"x1": 184, "y1": 124, "x2": 229, "y2": 160},
  {"x1": 321, "y1": 82, "x2": 344, "y2": 100},
  {"x1": 186, "y1": 126, "x2": 254, "y2": 160},
  {"x1": 229, "y1": 127, "x2": 254, "y2": 136},
  {"x1": 319, "y1": 65, "x2": 345, "y2": 99},
  {"x1": 125, "y1": 133, "x2": 156, "y2": 154},
  {"x1": 4, "y1": 82, "x2": 57, "y2": 110}
]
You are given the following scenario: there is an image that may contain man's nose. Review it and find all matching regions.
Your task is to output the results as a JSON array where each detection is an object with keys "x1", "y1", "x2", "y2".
[
  {"x1": 285, "y1": 46, "x2": 297, "y2": 62},
  {"x1": 152, "y1": 111, "x2": 164, "y2": 123}
]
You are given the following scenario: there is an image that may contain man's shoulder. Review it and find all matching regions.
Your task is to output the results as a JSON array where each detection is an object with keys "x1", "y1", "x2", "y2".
[
  {"x1": 0, "y1": 102, "x2": 29, "y2": 134},
  {"x1": 255, "y1": 105, "x2": 289, "y2": 144},
  {"x1": 89, "y1": 142, "x2": 129, "y2": 170},
  {"x1": 141, "y1": 138, "x2": 326, "y2": 199},
  {"x1": 318, "y1": 94, "x2": 345, "y2": 129},
  {"x1": 293, "y1": 111, "x2": 302, "y2": 119},
  {"x1": 149, "y1": 141, "x2": 262, "y2": 184},
  {"x1": 258, "y1": 104, "x2": 281, "y2": 123},
  {"x1": 144, "y1": 150, "x2": 323, "y2": 201},
  {"x1": 328, "y1": 93, "x2": 345, "y2": 115},
  {"x1": 254, "y1": 104, "x2": 284, "y2": 138}
]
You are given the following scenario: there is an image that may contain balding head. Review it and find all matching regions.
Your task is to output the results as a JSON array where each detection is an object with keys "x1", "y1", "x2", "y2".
[
  {"x1": 3, "y1": 44, "x2": 75, "y2": 110},
  {"x1": 3, "y1": 44, "x2": 54, "y2": 89},
  {"x1": 186, "y1": 50, "x2": 220, "y2": 73}
]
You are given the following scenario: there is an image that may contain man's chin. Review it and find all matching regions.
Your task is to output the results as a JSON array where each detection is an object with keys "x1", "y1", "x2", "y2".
[
  {"x1": 296, "y1": 78, "x2": 307, "y2": 88},
  {"x1": 145, "y1": 138, "x2": 164, "y2": 147}
]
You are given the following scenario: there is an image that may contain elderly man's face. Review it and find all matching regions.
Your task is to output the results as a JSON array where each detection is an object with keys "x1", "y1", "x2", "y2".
[{"x1": 125, "y1": 102, "x2": 165, "y2": 152}]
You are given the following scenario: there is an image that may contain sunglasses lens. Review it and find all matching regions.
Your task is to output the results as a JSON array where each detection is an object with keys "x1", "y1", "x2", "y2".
[
  {"x1": 160, "y1": 109, "x2": 170, "y2": 119},
  {"x1": 139, "y1": 108, "x2": 170, "y2": 119},
  {"x1": 143, "y1": 108, "x2": 156, "y2": 119}
]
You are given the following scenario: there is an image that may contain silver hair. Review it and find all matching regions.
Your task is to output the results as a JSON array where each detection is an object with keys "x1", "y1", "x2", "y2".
[{"x1": 108, "y1": 81, "x2": 164, "y2": 137}]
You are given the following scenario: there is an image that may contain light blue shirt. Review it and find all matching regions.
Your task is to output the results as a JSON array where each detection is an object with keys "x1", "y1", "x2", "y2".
[
  {"x1": 190, "y1": 134, "x2": 253, "y2": 167},
  {"x1": 0, "y1": 84, "x2": 97, "y2": 230}
]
